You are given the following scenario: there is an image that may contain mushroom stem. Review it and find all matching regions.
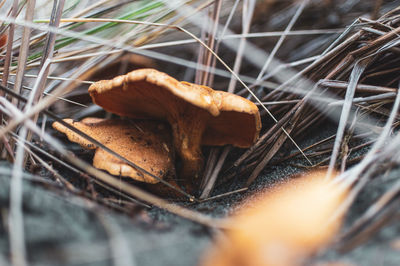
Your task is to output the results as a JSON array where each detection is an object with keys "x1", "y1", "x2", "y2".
[{"x1": 170, "y1": 115, "x2": 207, "y2": 189}]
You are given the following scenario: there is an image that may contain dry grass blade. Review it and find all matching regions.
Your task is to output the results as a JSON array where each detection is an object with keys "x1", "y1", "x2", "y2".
[
  {"x1": 327, "y1": 59, "x2": 370, "y2": 178},
  {"x1": 200, "y1": 0, "x2": 222, "y2": 86},
  {"x1": 328, "y1": 92, "x2": 396, "y2": 106},
  {"x1": 9, "y1": 129, "x2": 28, "y2": 266},
  {"x1": 320, "y1": 80, "x2": 397, "y2": 93},
  {"x1": 227, "y1": 0, "x2": 255, "y2": 93},
  {"x1": 5, "y1": 73, "x2": 94, "y2": 85},
  {"x1": 12, "y1": 0, "x2": 34, "y2": 106},
  {"x1": 136, "y1": 29, "x2": 343, "y2": 50},
  {"x1": 33, "y1": 0, "x2": 65, "y2": 102}
]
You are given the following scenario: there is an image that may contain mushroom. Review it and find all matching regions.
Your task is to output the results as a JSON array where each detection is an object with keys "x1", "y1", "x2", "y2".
[
  {"x1": 201, "y1": 171, "x2": 348, "y2": 266},
  {"x1": 88, "y1": 69, "x2": 261, "y2": 186},
  {"x1": 52, "y1": 117, "x2": 175, "y2": 184}
]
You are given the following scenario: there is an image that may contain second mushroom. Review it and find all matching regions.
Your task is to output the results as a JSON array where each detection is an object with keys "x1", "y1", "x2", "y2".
[
  {"x1": 53, "y1": 118, "x2": 176, "y2": 184},
  {"x1": 88, "y1": 68, "x2": 261, "y2": 189}
]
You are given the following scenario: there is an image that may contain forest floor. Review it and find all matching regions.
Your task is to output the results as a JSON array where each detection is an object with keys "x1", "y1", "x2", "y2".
[{"x1": 0, "y1": 122, "x2": 398, "y2": 266}]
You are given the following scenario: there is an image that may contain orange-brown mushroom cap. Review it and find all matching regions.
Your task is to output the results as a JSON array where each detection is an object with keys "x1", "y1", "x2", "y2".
[
  {"x1": 88, "y1": 68, "x2": 261, "y2": 182},
  {"x1": 52, "y1": 118, "x2": 175, "y2": 184}
]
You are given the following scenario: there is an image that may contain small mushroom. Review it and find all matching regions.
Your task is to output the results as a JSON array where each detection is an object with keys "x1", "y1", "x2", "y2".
[
  {"x1": 52, "y1": 117, "x2": 175, "y2": 184},
  {"x1": 88, "y1": 69, "x2": 261, "y2": 185}
]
